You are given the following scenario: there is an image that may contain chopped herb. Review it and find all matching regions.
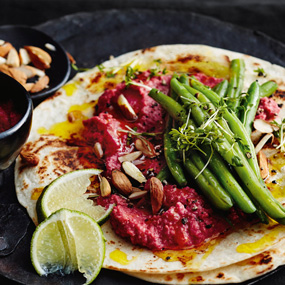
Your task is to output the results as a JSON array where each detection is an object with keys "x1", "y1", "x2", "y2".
[
  {"x1": 96, "y1": 64, "x2": 105, "y2": 72},
  {"x1": 254, "y1": 67, "x2": 267, "y2": 77},
  {"x1": 125, "y1": 66, "x2": 138, "y2": 86},
  {"x1": 154, "y1": 59, "x2": 162, "y2": 64},
  {"x1": 106, "y1": 71, "x2": 116, "y2": 78}
]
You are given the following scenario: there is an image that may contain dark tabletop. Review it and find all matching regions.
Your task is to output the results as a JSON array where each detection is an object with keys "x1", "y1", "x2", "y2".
[{"x1": 2, "y1": 0, "x2": 285, "y2": 284}]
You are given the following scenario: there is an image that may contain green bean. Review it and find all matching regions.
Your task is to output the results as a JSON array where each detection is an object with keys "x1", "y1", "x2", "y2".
[
  {"x1": 188, "y1": 78, "x2": 285, "y2": 221},
  {"x1": 173, "y1": 79, "x2": 257, "y2": 213},
  {"x1": 178, "y1": 74, "x2": 190, "y2": 86},
  {"x1": 190, "y1": 77, "x2": 260, "y2": 178},
  {"x1": 240, "y1": 81, "x2": 260, "y2": 135},
  {"x1": 156, "y1": 165, "x2": 171, "y2": 182},
  {"x1": 170, "y1": 77, "x2": 243, "y2": 167},
  {"x1": 226, "y1": 59, "x2": 245, "y2": 113},
  {"x1": 212, "y1": 79, "x2": 229, "y2": 97},
  {"x1": 184, "y1": 157, "x2": 233, "y2": 211},
  {"x1": 201, "y1": 145, "x2": 256, "y2": 214},
  {"x1": 164, "y1": 118, "x2": 188, "y2": 187},
  {"x1": 260, "y1": 81, "x2": 278, "y2": 97},
  {"x1": 148, "y1": 89, "x2": 187, "y2": 124}
]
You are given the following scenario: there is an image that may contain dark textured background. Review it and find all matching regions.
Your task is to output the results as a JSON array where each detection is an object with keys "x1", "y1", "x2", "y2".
[{"x1": 2, "y1": 1, "x2": 285, "y2": 284}]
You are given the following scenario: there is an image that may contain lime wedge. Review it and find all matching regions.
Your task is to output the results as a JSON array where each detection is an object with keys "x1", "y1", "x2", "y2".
[
  {"x1": 31, "y1": 208, "x2": 105, "y2": 284},
  {"x1": 36, "y1": 169, "x2": 113, "y2": 224}
]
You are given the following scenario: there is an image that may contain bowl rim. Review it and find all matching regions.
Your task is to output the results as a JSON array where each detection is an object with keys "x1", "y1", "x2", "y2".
[
  {"x1": 0, "y1": 72, "x2": 33, "y2": 139},
  {"x1": 0, "y1": 24, "x2": 71, "y2": 101}
]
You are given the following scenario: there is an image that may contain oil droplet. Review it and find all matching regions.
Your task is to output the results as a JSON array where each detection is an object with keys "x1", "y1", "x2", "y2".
[
  {"x1": 31, "y1": 187, "x2": 44, "y2": 200},
  {"x1": 68, "y1": 101, "x2": 96, "y2": 113},
  {"x1": 109, "y1": 249, "x2": 137, "y2": 265},
  {"x1": 236, "y1": 227, "x2": 280, "y2": 254},
  {"x1": 62, "y1": 83, "x2": 78, "y2": 96},
  {"x1": 154, "y1": 239, "x2": 219, "y2": 270},
  {"x1": 37, "y1": 119, "x2": 85, "y2": 139}
]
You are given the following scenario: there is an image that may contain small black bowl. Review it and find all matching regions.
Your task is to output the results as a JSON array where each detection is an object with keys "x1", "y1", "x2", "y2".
[
  {"x1": 0, "y1": 25, "x2": 71, "y2": 102},
  {"x1": 0, "y1": 72, "x2": 33, "y2": 170}
]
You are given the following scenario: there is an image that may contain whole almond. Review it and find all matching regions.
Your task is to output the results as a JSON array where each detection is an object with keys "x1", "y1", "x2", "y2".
[
  {"x1": 150, "y1": 177, "x2": 164, "y2": 214},
  {"x1": 0, "y1": 64, "x2": 10, "y2": 75},
  {"x1": 100, "y1": 176, "x2": 112, "y2": 197},
  {"x1": 0, "y1": 42, "x2": 13, "y2": 57},
  {"x1": 9, "y1": 68, "x2": 27, "y2": 85},
  {"x1": 23, "y1": 83, "x2": 35, "y2": 92},
  {"x1": 30, "y1": 75, "x2": 49, "y2": 93},
  {"x1": 20, "y1": 151, "x2": 39, "y2": 166},
  {"x1": 24, "y1": 46, "x2": 52, "y2": 70},
  {"x1": 111, "y1": 169, "x2": 133, "y2": 196}
]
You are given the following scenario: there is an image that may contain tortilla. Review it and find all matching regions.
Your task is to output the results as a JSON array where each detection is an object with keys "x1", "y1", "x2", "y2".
[{"x1": 14, "y1": 44, "x2": 285, "y2": 283}]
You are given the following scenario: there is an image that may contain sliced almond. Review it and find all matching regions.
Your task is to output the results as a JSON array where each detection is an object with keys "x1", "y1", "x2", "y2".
[
  {"x1": 129, "y1": 190, "x2": 148, "y2": 200},
  {"x1": 135, "y1": 138, "x2": 157, "y2": 158},
  {"x1": 0, "y1": 42, "x2": 13, "y2": 57},
  {"x1": 25, "y1": 65, "x2": 45, "y2": 77},
  {"x1": 94, "y1": 142, "x2": 104, "y2": 159},
  {"x1": 24, "y1": 45, "x2": 52, "y2": 70},
  {"x1": 253, "y1": 119, "x2": 277, "y2": 133},
  {"x1": 6, "y1": 48, "x2": 20, "y2": 67},
  {"x1": 255, "y1": 133, "x2": 274, "y2": 154},
  {"x1": 100, "y1": 176, "x2": 112, "y2": 197},
  {"x1": 19, "y1": 48, "x2": 31, "y2": 65},
  {"x1": 117, "y1": 94, "x2": 138, "y2": 121},
  {"x1": 0, "y1": 40, "x2": 5, "y2": 46},
  {"x1": 257, "y1": 150, "x2": 269, "y2": 180},
  {"x1": 150, "y1": 177, "x2": 164, "y2": 214},
  {"x1": 23, "y1": 83, "x2": 35, "y2": 92},
  {"x1": 122, "y1": 161, "x2": 147, "y2": 183},
  {"x1": 45, "y1": 43, "x2": 56, "y2": 51},
  {"x1": 118, "y1": 151, "x2": 142, "y2": 163},
  {"x1": 30, "y1": 75, "x2": 49, "y2": 93},
  {"x1": 251, "y1": 129, "x2": 263, "y2": 145},
  {"x1": 8, "y1": 68, "x2": 27, "y2": 85},
  {"x1": 111, "y1": 169, "x2": 133, "y2": 196},
  {"x1": 15, "y1": 65, "x2": 36, "y2": 78},
  {"x1": 0, "y1": 56, "x2": 6, "y2": 64},
  {"x1": 20, "y1": 151, "x2": 39, "y2": 166}
]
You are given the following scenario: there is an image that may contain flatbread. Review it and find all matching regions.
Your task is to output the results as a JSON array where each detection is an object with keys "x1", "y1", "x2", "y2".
[{"x1": 14, "y1": 44, "x2": 285, "y2": 282}]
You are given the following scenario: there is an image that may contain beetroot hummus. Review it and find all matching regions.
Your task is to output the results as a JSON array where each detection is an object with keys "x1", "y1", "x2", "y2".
[
  {"x1": 255, "y1": 97, "x2": 281, "y2": 121},
  {"x1": 97, "y1": 185, "x2": 246, "y2": 250},
  {"x1": 82, "y1": 71, "x2": 170, "y2": 177},
  {"x1": 82, "y1": 70, "x2": 243, "y2": 251}
]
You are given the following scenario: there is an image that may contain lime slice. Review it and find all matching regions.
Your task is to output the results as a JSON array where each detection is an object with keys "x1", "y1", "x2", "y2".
[
  {"x1": 31, "y1": 208, "x2": 105, "y2": 284},
  {"x1": 36, "y1": 169, "x2": 113, "y2": 224}
]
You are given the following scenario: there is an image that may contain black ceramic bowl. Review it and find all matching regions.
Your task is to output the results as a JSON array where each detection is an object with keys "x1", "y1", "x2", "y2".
[
  {"x1": 0, "y1": 25, "x2": 71, "y2": 102},
  {"x1": 0, "y1": 72, "x2": 33, "y2": 170}
]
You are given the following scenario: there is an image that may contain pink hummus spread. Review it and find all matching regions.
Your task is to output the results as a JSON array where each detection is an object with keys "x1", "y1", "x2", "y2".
[
  {"x1": 255, "y1": 97, "x2": 281, "y2": 121},
  {"x1": 82, "y1": 70, "x2": 249, "y2": 251}
]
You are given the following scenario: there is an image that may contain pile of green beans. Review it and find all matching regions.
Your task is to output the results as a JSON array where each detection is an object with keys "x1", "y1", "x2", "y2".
[{"x1": 148, "y1": 69, "x2": 285, "y2": 224}]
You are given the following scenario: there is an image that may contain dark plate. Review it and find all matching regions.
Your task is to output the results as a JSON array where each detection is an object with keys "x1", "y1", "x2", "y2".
[
  {"x1": 1, "y1": 9, "x2": 285, "y2": 285},
  {"x1": 0, "y1": 25, "x2": 71, "y2": 102}
]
